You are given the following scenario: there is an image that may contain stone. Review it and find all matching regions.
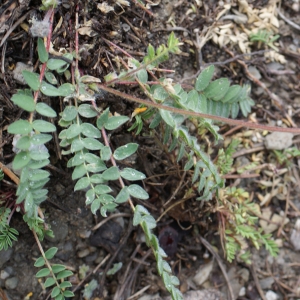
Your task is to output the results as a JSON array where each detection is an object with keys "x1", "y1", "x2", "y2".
[
  {"x1": 0, "y1": 248, "x2": 13, "y2": 268},
  {"x1": 12, "y1": 62, "x2": 34, "y2": 85},
  {"x1": 259, "y1": 277, "x2": 275, "y2": 289},
  {"x1": 192, "y1": 260, "x2": 214, "y2": 286},
  {"x1": 5, "y1": 277, "x2": 19, "y2": 290},
  {"x1": 265, "y1": 290, "x2": 278, "y2": 300},
  {"x1": 45, "y1": 219, "x2": 69, "y2": 243},
  {"x1": 290, "y1": 219, "x2": 300, "y2": 250},
  {"x1": 265, "y1": 132, "x2": 293, "y2": 150}
]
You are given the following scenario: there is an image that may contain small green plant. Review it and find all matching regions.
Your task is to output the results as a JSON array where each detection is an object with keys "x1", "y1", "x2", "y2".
[
  {"x1": 218, "y1": 187, "x2": 279, "y2": 264},
  {"x1": 34, "y1": 247, "x2": 74, "y2": 300},
  {"x1": 2, "y1": 5, "x2": 289, "y2": 298},
  {"x1": 249, "y1": 29, "x2": 280, "y2": 51}
]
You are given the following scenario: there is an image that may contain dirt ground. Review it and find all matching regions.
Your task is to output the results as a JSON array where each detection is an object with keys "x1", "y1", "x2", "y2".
[{"x1": 1, "y1": 0, "x2": 300, "y2": 300}]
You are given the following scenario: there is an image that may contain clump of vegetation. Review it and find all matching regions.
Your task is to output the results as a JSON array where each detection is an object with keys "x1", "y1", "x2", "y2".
[{"x1": 0, "y1": 1, "x2": 289, "y2": 299}]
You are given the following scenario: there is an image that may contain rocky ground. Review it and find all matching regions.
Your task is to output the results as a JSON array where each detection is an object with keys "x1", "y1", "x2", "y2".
[{"x1": 1, "y1": 0, "x2": 300, "y2": 300}]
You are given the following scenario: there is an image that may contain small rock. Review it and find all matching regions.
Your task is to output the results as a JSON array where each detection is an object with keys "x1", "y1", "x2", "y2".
[
  {"x1": 45, "y1": 219, "x2": 69, "y2": 243},
  {"x1": 192, "y1": 260, "x2": 214, "y2": 286},
  {"x1": 239, "y1": 287, "x2": 246, "y2": 297},
  {"x1": 265, "y1": 132, "x2": 293, "y2": 150},
  {"x1": 248, "y1": 66, "x2": 261, "y2": 80},
  {"x1": 290, "y1": 219, "x2": 300, "y2": 250},
  {"x1": 5, "y1": 277, "x2": 19, "y2": 290},
  {"x1": 260, "y1": 277, "x2": 275, "y2": 289},
  {"x1": 56, "y1": 241, "x2": 74, "y2": 261},
  {"x1": 0, "y1": 248, "x2": 13, "y2": 268},
  {"x1": 265, "y1": 290, "x2": 278, "y2": 300},
  {"x1": 0, "y1": 270, "x2": 10, "y2": 280},
  {"x1": 77, "y1": 248, "x2": 90, "y2": 258},
  {"x1": 13, "y1": 62, "x2": 34, "y2": 85}
]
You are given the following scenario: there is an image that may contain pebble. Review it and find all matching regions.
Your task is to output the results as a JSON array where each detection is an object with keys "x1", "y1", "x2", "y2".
[
  {"x1": 290, "y1": 219, "x2": 300, "y2": 250},
  {"x1": 0, "y1": 248, "x2": 13, "y2": 268},
  {"x1": 239, "y1": 287, "x2": 246, "y2": 297},
  {"x1": 0, "y1": 270, "x2": 10, "y2": 280},
  {"x1": 192, "y1": 260, "x2": 214, "y2": 286},
  {"x1": 5, "y1": 277, "x2": 19, "y2": 290},
  {"x1": 77, "y1": 248, "x2": 90, "y2": 258},
  {"x1": 265, "y1": 290, "x2": 278, "y2": 300},
  {"x1": 264, "y1": 132, "x2": 293, "y2": 150},
  {"x1": 12, "y1": 62, "x2": 33, "y2": 85},
  {"x1": 45, "y1": 219, "x2": 69, "y2": 243},
  {"x1": 260, "y1": 277, "x2": 275, "y2": 289}
]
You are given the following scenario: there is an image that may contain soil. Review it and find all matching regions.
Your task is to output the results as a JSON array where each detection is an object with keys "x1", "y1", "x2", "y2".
[{"x1": 1, "y1": 1, "x2": 300, "y2": 300}]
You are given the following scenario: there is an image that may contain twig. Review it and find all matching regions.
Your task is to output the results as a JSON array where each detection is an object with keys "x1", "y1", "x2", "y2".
[
  {"x1": 277, "y1": 9, "x2": 300, "y2": 31},
  {"x1": 250, "y1": 263, "x2": 267, "y2": 300},
  {"x1": 199, "y1": 236, "x2": 235, "y2": 300},
  {"x1": 98, "y1": 84, "x2": 300, "y2": 133},
  {"x1": 92, "y1": 212, "x2": 132, "y2": 231},
  {"x1": 163, "y1": 171, "x2": 186, "y2": 207}
]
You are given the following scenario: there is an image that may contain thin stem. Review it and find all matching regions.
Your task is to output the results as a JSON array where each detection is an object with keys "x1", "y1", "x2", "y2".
[{"x1": 98, "y1": 84, "x2": 300, "y2": 134}]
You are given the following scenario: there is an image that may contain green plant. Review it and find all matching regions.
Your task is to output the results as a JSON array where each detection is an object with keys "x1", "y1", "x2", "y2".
[
  {"x1": 249, "y1": 29, "x2": 280, "y2": 51},
  {"x1": 3, "y1": 5, "x2": 296, "y2": 299},
  {"x1": 218, "y1": 187, "x2": 279, "y2": 264}
]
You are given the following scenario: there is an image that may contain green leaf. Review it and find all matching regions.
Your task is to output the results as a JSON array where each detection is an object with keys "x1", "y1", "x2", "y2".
[
  {"x1": 85, "y1": 189, "x2": 95, "y2": 205},
  {"x1": 102, "y1": 166, "x2": 120, "y2": 180},
  {"x1": 36, "y1": 268, "x2": 50, "y2": 278},
  {"x1": 44, "y1": 247, "x2": 58, "y2": 259},
  {"x1": 90, "y1": 174, "x2": 105, "y2": 184},
  {"x1": 44, "y1": 277, "x2": 55, "y2": 288},
  {"x1": 159, "y1": 110, "x2": 175, "y2": 127},
  {"x1": 30, "y1": 133, "x2": 52, "y2": 146},
  {"x1": 204, "y1": 78, "x2": 230, "y2": 101},
  {"x1": 78, "y1": 104, "x2": 98, "y2": 118},
  {"x1": 11, "y1": 94, "x2": 35, "y2": 112},
  {"x1": 100, "y1": 146, "x2": 111, "y2": 161},
  {"x1": 36, "y1": 102, "x2": 57, "y2": 117},
  {"x1": 29, "y1": 149, "x2": 50, "y2": 161},
  {"x1": 151, "y1": 85, "x2": 169, "y2": 101},
  {"x1": 74, "y1": 177, "x2": 90, "y2": 191},
  {"x1": 28, "y1": 159, "x2": 50, "y2": 169},
  {"x1": 97, "y1": 108, "x2": 110, "y2": 129},
  {"x1": 22, "y1": 71, "x2": 40, "y2": 91},
  {"x1": 221, "y1": 85, "x2": 242, "y2": 103},
  {"x1": 104, "y1": 116, "x2": 129, "y2": 130},
  {"x1": 115, "y1": 187, "x2": 129, "y2": 203},
  {"x1": 85, "y1": 153, "x2": 103, "y2": 164},
  {"x1": 198, "y1": 94, "x2": 207, "y2": 113},
  {"x1": 128, "y1": 184, "x2": 149, "y2": 199},
  {"x1": 86, "y1": 161, "x2": 107, "y2": 173},
  {"x1": 38, "y1": 37, "x2": 48, "y2": 63},
  {"x1": 113, "y1": 143, "x2": 138, "y2": 160},
  {"x1": 195, "y1": 65, "x2": 215, "y2": 91},
  {"x1": 81, "y1": 123, "x2": 101, "y2": 138},
  {"x1": 71, "y1": 138, "x2": 84, "y2": 152},
  {"x1": 62, "y1": 106, "x2": 78, "y2": 121},
  {"x1": 29, "y1": 169, "x2": 50, "y2": 181},
  {"x1": 34, "y1": 257, "x2": 45, "y2": 267},
  {"x1": 13, "y1": 151, "x2": 31, "y2": 170},
  {"x1": 58, "y1": 83, "x2": 75, "y2": 96},
  {"x1": 56, "y1": 270, "x2": 73, "y2": 280},
  {"x1": 15, "y1": 136, "x2": 30, "y2": 150},
  {"x1": 47, "y1": 58, "x2": 67, "y2": 70},
  {"x1": 94, "y1": 184, "x2": 112, "y2": 194},
  {"x1": 32, "y1": 120, "x2": 56, "y2": 132},
  {"x1": 60, "y1": 281, "x2": 72, "y2": 289},
  {"x1": 51, "y1": 287, "x2": 60, "y2": 298},
  {"x1": 66, "y1": 124, "x2": 81, "y2": 139},
  {"x1": 91, "y1": 198, "x2": 101, "y2": 214},
  {"x1": 82, "y1": 138, "x2": 103, "y2": 150},
  {"x1": 72, "y1": 164, "x2": 87, "y2": 180},
  {"x1": 52, "y1": 265, "x2": 66, "y2": 273},
  {"x1": 45, "y1": 72, "x2": 58, "y2": 84},
  {"x1": 137, "y1": 69, "x2": 148, "y2": 83},
  {"x1": 63, "y1": 290, "x2": 75, "y2": 297},
  {"x1": 8, "y1": 120, "x2": 32, "y2": 135},
  {"x1": 40, "y1": 81, "x2": 61, "y2": 96},
  {"x1": 120, "y1": 168, "x2": 146, "y2": 181}
]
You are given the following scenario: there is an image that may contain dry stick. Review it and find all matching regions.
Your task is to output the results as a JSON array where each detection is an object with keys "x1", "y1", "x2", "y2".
[
  {"x1": 98, "y1": 84, "x2": 300, "y2": 133},
  {"x1": 277, "y1": 8, "x2": 300, "y2": 31},
  {"x1": 250, "y1": 263, "x2": 267, "y2": 300},
  {"x1": 91, "y1": 212, "x2": 132, "y2": 231},
  {"x1": 199, "y1": 236, "x2": 235, "y2": 300},
  {"x1": 277, "y1": 182, "x2": 290, "y2": 237},
  {"x1": 163, "y1": 171, "x2": 187, "y2": 207}
]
